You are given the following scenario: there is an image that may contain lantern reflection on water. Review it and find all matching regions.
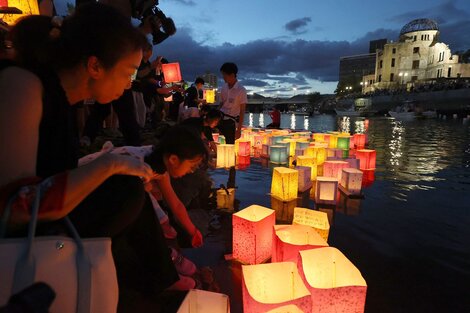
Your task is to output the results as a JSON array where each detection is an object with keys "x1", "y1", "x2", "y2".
[{"x1": 233, "y1": 205, "x2": 275, "y2": 264}]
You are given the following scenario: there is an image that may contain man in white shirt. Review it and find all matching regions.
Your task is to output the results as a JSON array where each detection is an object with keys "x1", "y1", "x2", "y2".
[{"x1": 218, "y1": 62, "x2": 247, "y2": 144}]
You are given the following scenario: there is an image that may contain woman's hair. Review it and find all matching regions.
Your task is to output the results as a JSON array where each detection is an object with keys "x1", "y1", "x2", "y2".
[
  {"x1": 145, "y1": 125, "x2": 208, "y2": 169},
  {"x1": 204, "y1": 108, "x2": 223, "y2": 122},
  {"x1": 11, "y1": 3, "x2": 147, "y2": 71}
]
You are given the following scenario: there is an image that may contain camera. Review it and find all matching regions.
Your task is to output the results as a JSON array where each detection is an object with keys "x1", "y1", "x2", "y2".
[{"x1": 132, "y1": 0, "x2": 176, "y2": 45}]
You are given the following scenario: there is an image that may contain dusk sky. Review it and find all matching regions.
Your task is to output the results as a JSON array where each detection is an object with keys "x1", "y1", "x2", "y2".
[{"x1": 57, "y1": 0, "x2": 470, "y2": 95}]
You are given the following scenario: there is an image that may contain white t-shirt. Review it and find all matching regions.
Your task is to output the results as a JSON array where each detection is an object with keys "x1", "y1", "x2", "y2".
[{"x1": 219, "y1": 81, "x2": 247, "y2": 118}]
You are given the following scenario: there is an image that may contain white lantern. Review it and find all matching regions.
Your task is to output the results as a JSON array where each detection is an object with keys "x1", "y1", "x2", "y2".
[
  {"x1": 216, "y1": 144, "x2": 236, "y2": 168},
  {"x1": 315, "y1": 177, "x2": 338, "y2": 205},
  {"x1": 292, "y1": 207, "x2": 330, "y2": 242},
  {"x1": 177, "y1": 289, "x2": 230, "y2": 313},
  {"x1": 340, "y1": 168, "x2": 363, "y2": 195}
]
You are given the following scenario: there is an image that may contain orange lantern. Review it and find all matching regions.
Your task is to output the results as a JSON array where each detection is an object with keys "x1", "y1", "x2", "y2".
[
  {"x1": 261, "y1": 144, "x2": 270, "y2": 158},
  {"x1": 232, "y1": 205, "x2": 275, "y2": 264},
  {"x1": 242, "y1": 262, "x2": 312, "y2": 313},
  {"x1": 356, "y1": 149, "x2": 376, "y2": 170},
  {"x1": 0, "y1": 0, "x2": 39, "y2": 25},
  {"x1": 271, "y1": 167, "x2": 298, "y2": 201},
  {"x1": 362, "y1": 169, "x2": 375, "y2": 187},
  {"x1": 204, "y1": 89, "x2": 216, "y2": 104},
  {"x1": 323, "y1": 160, "x2": 349, "y2": 181},
  {"x1": 315, "y1": 177, "x2": 338, "y2": 205},
  {"x1": 161, "y1": 62, "x2": 182, "y2": 83},
  {"x1": 340, "y1": 168, "x2": 363, "y2": 195},
  {"x1": 272, "y1": 224, "x2": 328, "y2": 262},
  {"x1": 212, "y1": 133, "x2": 219, "y2": 142},
  {"x1": 353, "y1": 134, "x2": 366, "y2": 149},
  {"x1": 266, "y1": 305, "x2": 304, "y2": 313},
  {"x1": 297, "y1": 247, "x2": 367, "y2": 313},
  {"x1": 292, "y1": 207, "x2": 330, "y2": 242},
  {"x1": 177, "y1": 289, "x2": 230, "y2": 313},
  {"x1": 237, "y1": 155, "x2": 251, "y2": 169}
]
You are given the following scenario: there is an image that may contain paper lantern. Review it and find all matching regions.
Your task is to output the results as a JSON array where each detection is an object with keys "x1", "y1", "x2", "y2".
[
  {"x1": 216, "y1": 188, "x2": 235, "y2": 212},
  {"x1": 161, "y1": 62, "x2": 182, "y2": 83},
  {"x1": 265, "y1": 305, "x2": 304, "y2": 313},
  {"x1": 271, "y1": 197, "x2": 297, "y2": 224},
  {"x1": 242, "y1": 262, "x2": 312, "y2": 313},
  {"x1": 177, "y1": 289, "x2": 230, "y2": 313},
  {"x1": 356, "y1": 149, "x2": 376, "y2": 170},
  {"x1": 237, "y1": 155, "x2": 251, "y2": 169},
  {"x1": 216, "y1": 144, "x2": 235, "y2": 168},
  {"x1": 353, "y1": 134, "x2": 366, "y2": 149},
  {"x1": 296, "y1": 156, "x2": 317, "y2": 180},
  {"x1": 295, "y1": 148, "x2": 305, "y2": 158},
  {"x1": 315, "y1": 177, "x2": 338, "y2": 205},
  {"x1": 212, "y1": 133, "x2": 219, "y2": 142},
  {"x1": 313, "y1": 133, "x2": 325, "y2": 142},
  {"x1": 292, "y1": 207, "x2": 330, "y2": 242},
  {"x1": 204, "y1": 89, "x2": 216, "y2": 104},
  {"x1": 311, "y1": 147, "x2": 327, "y2": 165},
  {"x1": 272, "y1": 224, "x2": 328, "y2": 262},
  {"x1": 270, "y1": 145, "x2": 288, "y2": 164},
  {"x1": 340, "y1": 168, "x2": 363, "y2": 195},
  {"x1": 218, "y1": 135, "x2": 226, "y2": 144},
  {"x1": 328, "y1": 135, "x2": 338, "y2": 148},
  {"x1": 271, "y1": 167, "x2": 298, "y2": 201},
  {"x1": 254, "y1": 135, "x2": 264, "y2": 149},
  {"x1": 337, "y1": 136, "x2": 351, "y2": 150},
  {"x1": 273, "y1": 135, "x2": 286, "y2": 144},
  {"x1": 327, "y1": 148, "x2": 344, "y2": 159},
  {"x1": 233, "y1": 205, "x2": 275, "y2": 264},
  {"x1": 323, "y1": 160, "x2": 349, "y2": 181},
  {"x1": 238, "y1": 140, "x2": 251, "y2": 156},
  {"x1": 344, "y1": 158, "x2": 360, "y2": 169},
  {"x1": 284, "y1": 139, "x2": 298, "y2": 156},
  {"x1": 261, "y1": 144, "x2": 270, "y2": 157},
  {"x1": 295, "y1": 166, "x2": 312, "y2": 193},
  {"x1": 297, "y1": 247, "x2": 367, "y2": 313},
  {"x1": 0, "y1": 0, "x2": 39, "y2": 25},
  {"x1": 362, "y1": 169, "x2": 375, "y2": 187},
  {"x1": 297, "y1": 141, "x2": 310, "y2": 150}
]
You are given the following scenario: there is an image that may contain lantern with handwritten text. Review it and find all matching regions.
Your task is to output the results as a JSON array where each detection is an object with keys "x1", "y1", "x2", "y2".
[{"x1": 292, "y1": 207, "x2": 330, "y2": 242}]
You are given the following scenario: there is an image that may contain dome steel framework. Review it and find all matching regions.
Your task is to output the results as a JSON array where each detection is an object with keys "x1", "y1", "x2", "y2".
[{"x1": 400, "y1": 19, "x2": 439, "y2": 35}]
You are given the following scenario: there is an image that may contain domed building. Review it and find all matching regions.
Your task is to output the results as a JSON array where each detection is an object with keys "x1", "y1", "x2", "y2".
[{"x1": 368, "y1": 18, "x2": 470, "y2": 92}]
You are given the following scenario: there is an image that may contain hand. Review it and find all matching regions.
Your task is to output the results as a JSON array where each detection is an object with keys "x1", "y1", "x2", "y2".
[
  {"x1": 109, "y1": 154, "x2": 154, "y2": 182},
  {"x1": 191, "y1": 229, "x2": 203, "y2": 248}
]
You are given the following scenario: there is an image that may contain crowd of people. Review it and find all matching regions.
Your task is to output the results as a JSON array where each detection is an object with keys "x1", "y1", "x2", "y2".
[{"x1": 0, "y1": 2, "x2": 249, "y2": 312}]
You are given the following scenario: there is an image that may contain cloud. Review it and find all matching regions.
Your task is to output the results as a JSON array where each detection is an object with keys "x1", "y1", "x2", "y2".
[
  {"x1": 284, "y1": 17, "x2": 312, "y2": 34},
  {"x1": 171, "y1": 0, "x2": 197, "y2": 6}
]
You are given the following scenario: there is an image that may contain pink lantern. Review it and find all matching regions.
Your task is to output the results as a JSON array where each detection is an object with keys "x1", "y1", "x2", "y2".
[
  {"x1": 161, "y1": 62, "x2": 182, "y2": 83},
  {"x1": 177, "y1": 289, "x2": 230, "y2": 313},
  {"x1": 353, "y1": 134, "x2": 366, "y2": 149},
  {"x1": 315, "y1": 177, "x2": 338, "y2": 205},
  {"x1": 212, "y1": 133, "x2": 219, "y2": 142},
  {"x1": 323, "y1": 160, "x2": 349, "y2": 181},
  {"x1": 292, "y1": 207, "x2": 330, "y2": 242},
  {"x1": 356, "y1": 149, "x2": 376, "y2": 170},
  {"x1": 237, "y1": 155, "x2": 251, "y2": 169},
  {"x1": 238, "y1": 140, "x2": 251, "y2": 157},
  {"x1": 295, "y1": 166, "x2": 312, "y2": 193},
  {"x1": 344, "y1": 158, "x2": 360, "y2": 169},
  {"x1": 242, "y1": 262, "x2": 312, "y2": 313},
  {"x1": 340, "y1": 168, "x2": 363, "y2": 195},
  {"x1": 297, "y1": 247, "x2": 367, "y2": 313},
  {"x1": 272, "y1": 224, "x2": 328, "y2": 262},
  {"x1": 265, "y1": 305, "x2": 304, "y2": 313},
  {"x1": 232, "y1": 205, "x2": 275, "y2": 264}
]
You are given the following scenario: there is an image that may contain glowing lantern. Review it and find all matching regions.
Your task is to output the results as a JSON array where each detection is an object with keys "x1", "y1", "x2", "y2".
[
  {"x1": 216, "y1": 144, "x2": 235, "y2": 168},
  {"x1": 297, "y1": 141, "x2": 310, "y2": 150},
  {"x1": 270, "y1": 145, "x2": 288, "y2": 164},
  {"x1": 327, "y1": 148, "x2": 343, "y2": 159},
  {"x1": 161, "y1": 62, "x2": 182, "y2": 83},
  {"x1": 233, "y1": 205, "x2": 275, "y2": 264},
  {"x1": 271, "y1": 167, "x2": 298, "y2": 201},
  {"x1": 265, "y1": 305, "x2": 304, "y2": 313},
  {"x1": 204, "y1": 89, "x2": 216, "y2": 104},
  {"x1": 311, "y1": 147, "x2": 327, "y2": 165},
  {"x1": 356, "y1": 149, "x2": 376, "y2": 170},
  {"x1": 313, "y1": 133, "x2": 325, "y2": 142},
  {"x1": 212, "y1": 133, "x2": 219, "y2": 142},
  {"x1": 292, "y1": 207, "x2": 330, "y2": 242},
  {"x1": 238, "y1": 140, "x2": 251, "y2": 156},
  {"x1": 272, "y1": 224, "x2": 328, "y2": 262},
  {"x1": 261, "y1": 144, "x2": 270, "y2": 158},
  {"x1": 241, "y1": 262, "x2": 312, "y2": 313},
  {"x1": 254, "y1": 135, "x2": 264, "y2": 149},
  {"x1": 328, "y1": 135, "x2": 338, "y2": 148},
  {"x1": 323, "y1": 160, "x2": 349, "y2": 181},
  {"x1": 295, "y1": 166, "x2": 312, "y2": 192},
  {"x1": 362, "y1": 169, "x2": 375, "y2": 187},
  {"x1": 177, "y1": 289, "x2": 230, "y2": 313},
  {"x1": 315, "y1": 177, "x2": 338, "y2": 205},
  {"x1": 344, "y1": 158, "x2": 360, "y2": 169},
  {"x1": 297, "y1": 247, "x2": 367, "y2": 313},
  {"x1": 273, "y1": 135, "x2": 286, "y2": 144},
  {"x1": 337, "y1": 136, "x2": 351, "y2": 150},
  {"x1": 340, "y1": 168, "x2": 363, "y2": 195},
  {"x1": 296, "y1": 156, "x2": 317, "y2": 180},
  {"x1": 216, "y1": 188, "x2": 235, "y2": 212},
  {"x1": 295, "y1": 148, "x2": 305, "y2": 158},
  {"x1": 0, "y1": 0, "x2": 39, "y2": 25},
  {"x1": 353, "y1": 134, "x2": 366, "y2": 149},
  {"x1": 237, "y1": 155, "x2": 251, "y2": 169},
  {"x1": 218, "y1": 135, "x2": 226, "y2": 144},
  {"x1": 284, "y1": 139, "x2": 298, "y2": 156}
]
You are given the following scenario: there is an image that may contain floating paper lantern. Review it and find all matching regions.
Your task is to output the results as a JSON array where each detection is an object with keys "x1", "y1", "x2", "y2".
[
  {"x1": 271, "y1": 197, "x2": 297, "y2": 224},
  {"x1": 315, "y1": 177, "x2": 338, "y2": 205},
  {"x1": 340, "y1": 168, "x2": 363, "y2": 195},
  {"x1": 284, "y1": 139, "x2": 298, "y2": 156},
  {"x1": 212, "y1": 133, "x2": 219, "y2": 142},
  {"x1": 272, "y1": 224, "x2": 328, "y2": 262},
  {"x1": 297, "y1": 247, "x2": 367, "y2": 313},
  {"x1": 312, "y1": 147, "x2": 327, "y2": 165},
  {"x1": 295, "y1": 148, "x2": 305, "y2": 159},
  {"x1": 327, "y1": 148, "x2": 344, "y2": 159},
  {"x1": 238, "y1": 140, "x2": 251, "y2": 156},
  {"x1": 337, "y1": 136, "x2": 351, "y2": 150},
  {"x1": 353, "y1": 134, "x2": 366, "y2": 149},
  {"x1": 161, "y1": 62, "x2": 182, "y2": 83},
  {"x1": 216, "y1": 144, "x2": 235, "y2": 168},
  {"x1": 356, "y1": 149, "x2": 376, "y2": 170},
  {"x1": 177, "y1": 289, "x2": 230, "y2": 313},
  {"x1": 344, "y1": 158, "x2": 360, "y2": 169},
  {"x1": 362, "y1": 169, "x2": 375, "y2": 187},
  {"x1": 0, "y1": 0, "x2": 39, "y2": 25},
  {"x1": 270, "y1": 145, "x2": 288, "y2": 164},
  {"x1": 238, "y1": 155, "x2": 251, "y2": 169},
  {"x1": 292, "y1": 207, "x2": 330, "y2": 242},
  {"x1": 323, "y1": 161, "x2": 349, "y2": 181},
  {"x1": 242, "y1": 262, "x2": 312, "y2": 313},
  {"x1": 295, "y1": 166, "x2": 312, "y2": 193},
  {"x1": 328, "y1": 135, "x2": 338, "y2": 148},
  {"x1": 265, "y1": 305, "x2": 304, "y2": 313},
  {"x1": 254, "y1": 135, "x2": 264, "y2": 149},
  {"x1": 273, "y1": 135, "x2": 286, "y2": 144},
  {"x1": 271, "y1": 167, "x2": 299, "y2": 201},
  {"x1": 261, "y1": 144, "x2": 270, "y2": 158},
  {"x1": 296, "y1": 156, "x2": 317, "y2": 180},
  {"x1": 297, "y1": 141, "x2": 310, "y2": 150},
  {"x1": 216, "y1": 188, "x2": 235, "y2": 212},
  {"x1": 204, "y1": 89, "x2": 216, "y2": 104},
  {"x1": 233, "y1": 205, "x2": 275, "y2": 264},
  {"x1": 313, "y1": 133, "x2": 325, "y2": 142},
  {"x1": 218, "y1": 135, "x2": 226, "y2": 144}
]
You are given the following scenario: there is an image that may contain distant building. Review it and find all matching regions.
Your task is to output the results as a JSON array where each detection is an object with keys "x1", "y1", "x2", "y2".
[
  {"x1": 338, "y1": 53, "x2": 376, "y2": 93},
  {"x1": 201, "y1": 72, "x2": 218, "y2": 88},
  {"x1": 374, "y1": 18, "x2": 470, "y2": 91}
]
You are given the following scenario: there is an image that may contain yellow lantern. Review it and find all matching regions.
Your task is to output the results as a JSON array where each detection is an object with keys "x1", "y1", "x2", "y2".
[
  {"x1": 297, "y1": 247, "x2": 367, "y2": 313},
  {"x1": 242, "y1": 262, "x2": 312, "y2": 313},
  {"x1": 315, "y1": 177, "x2": 338, "y2": 205},
  {"x1": 292, "y1": 207, "x2": 330, "y2": 242},
  {"x1": 328, "y1": 135, "x2": 338, "y2": 148},
  {"x1": 284, "y1": 139, "x2": 298, "y2": 156},
  {"x1": 313, "y1": 133, "x2": 325, "y2": 142},
  {"x1": 296, "y1": 156, "x2": 317, "y2": 180},
  {"x1": 271, "y1": 167, "x2": 298, "y2": 201},
  {"x1": 232, "y1": 205, "x2": 275, "y2": 264},
  {"x1": 177, "y1": 289, "x2": 230, "y2": 313},
  {"x1": 0, "y1": 0, "x2": 39, "y2": 25},
  {"x1": 216, "y1": 144, "x2": 235, "y2": 168},
  {"x1": 271, "y1": 196, "x2": 297, "y2": 224},
  {"x1": 216, "y1": 188, "x2": 235, "y2": 212},
  {"x1": 272, "y1": 224, "x2": 328, "y2": 262},
  {"x1": 204, "y1": 89, "x2": 216, "y2": 104}
]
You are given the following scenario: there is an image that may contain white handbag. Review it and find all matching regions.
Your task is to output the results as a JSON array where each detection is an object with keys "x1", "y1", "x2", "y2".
[{"x1": 0, "y1": 188, "x2": 119, "y2": 313}]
